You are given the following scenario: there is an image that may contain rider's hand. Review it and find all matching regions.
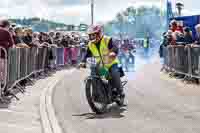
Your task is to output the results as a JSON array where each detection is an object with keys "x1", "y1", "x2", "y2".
[
  {"x1": 109, "y1": 52, "x2": 117, "y2": 58},
  {"x1": 78, "y1": 62, "x2": 86, "y2": 69}
]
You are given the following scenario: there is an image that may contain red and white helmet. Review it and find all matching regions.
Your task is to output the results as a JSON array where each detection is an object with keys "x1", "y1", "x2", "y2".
[{"x1": 87, "y1": 25, "x2": 103, "y2": 43}]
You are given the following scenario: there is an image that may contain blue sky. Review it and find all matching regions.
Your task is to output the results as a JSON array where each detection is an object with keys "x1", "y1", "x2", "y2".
[{"x1": 0, "y1": 0, "x2": 199, "y2": 25}]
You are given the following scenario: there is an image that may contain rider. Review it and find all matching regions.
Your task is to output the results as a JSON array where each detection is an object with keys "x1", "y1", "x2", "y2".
[{"x1": 79, "y1": 25, "x2": 125, "y2": 102}]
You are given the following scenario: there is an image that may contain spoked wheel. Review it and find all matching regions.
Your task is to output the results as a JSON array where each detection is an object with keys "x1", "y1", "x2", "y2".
[
  {"x1": 116, "y1": 94, "x2": 125, "y2": 106},
  {"x1": 85, "y1": 79, "x2": 108, "y2": 114},
  {"x1": 116, "y1": 81, "x2": 127, "y2": 106}
]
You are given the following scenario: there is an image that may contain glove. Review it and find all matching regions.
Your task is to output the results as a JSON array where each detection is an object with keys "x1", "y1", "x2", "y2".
[
  {"x1": 107, "y1": 52, "x2": 117, "y2": 64},
  {"x1": 109, "y1": 52, "x2": 117, "y2": 58},
  {"x1": 78, "y1": 62, "x2": 86, "y2": 69}
]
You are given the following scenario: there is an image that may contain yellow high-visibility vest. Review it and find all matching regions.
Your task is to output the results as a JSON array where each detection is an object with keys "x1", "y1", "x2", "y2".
[{"x1": 88, "y1": 36, "x2": 119, "y2": 69}]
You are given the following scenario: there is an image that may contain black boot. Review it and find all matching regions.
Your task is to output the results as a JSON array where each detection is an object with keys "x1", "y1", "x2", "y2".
[{"x1": 115, "y1": 88, "x2": 126, "y2": 107}]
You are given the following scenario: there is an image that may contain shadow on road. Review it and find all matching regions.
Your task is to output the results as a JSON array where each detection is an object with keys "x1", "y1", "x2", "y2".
[
  {"x1": 72, "y1": 105, "x2": 126, "y2": 119},
  {"x1": 0, "y1": 97, "x2": 11, "y2": 108}
]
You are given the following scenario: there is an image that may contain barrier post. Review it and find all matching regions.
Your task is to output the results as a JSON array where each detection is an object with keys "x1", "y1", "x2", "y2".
[
  {"x1": 56, "y1": 48, "x2": 64, "y2": 66},
  {"x1": 25, "y1": 48, "x2": 29, "y2": 76},
  {"x1": 42, "y1": 48, "x2": 48, "y2": 72},
  {"x1": 167, "y1": 46, "x2": 174, "y2": 73},
  {"x1": 189, "y1": 44, "x2": 200, "y2": 78},
  {"x1": 187, "y1": 46, "x2": 192, "y2": 78},
  {"x1": 173, "y1": 45, "x2": 187, "y2": 75},
  {"x1": 0, "y1": 47, "x2": 7, "y2": 100}
]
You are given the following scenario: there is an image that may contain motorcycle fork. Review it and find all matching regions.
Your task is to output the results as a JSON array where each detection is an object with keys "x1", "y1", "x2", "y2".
[{"x1": 101, "y1": 79, "x2": 112, "y2": 104}]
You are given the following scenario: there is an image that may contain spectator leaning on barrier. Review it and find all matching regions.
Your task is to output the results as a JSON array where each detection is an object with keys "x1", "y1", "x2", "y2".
[
  {"x1": 74, "y1": 35, "x2": 80, "y2": 47},
  {"x1": 23, "y1": 28, "x2": 33, "y2": 46},
  {"x1": 0, "y1": 20, "x2": 15, "y2": 50},
  {"x1": 166, "y1": 30, "x2": 176, "y2": 45},
  {"x1": 31, "y1": 32, "x2": 40, "y2": 47},
  {"x1": 49, "y1": 31, "x2": 55, "y2": 37},
  {"x1": 170, "y1": 20, "x2": 178, "y2": 32},
  {"x1": 183, "y1": 27, "x2": 194, "y2": 44},
  {"x1": 174, "y1": 31, "x2": 185, "y2": 43},
  {"x1": 176, "y1": 21, "x2": 184, "y2": 33},
  {"x1": 0, "y1": 19, "x2": 14, "y2": 84},
  {"x1": 49, "y1": 31, "x2": 55, "y2": 41},
  {"x1": 60, "y1": 35, "x2": 70, "y2": 48},
  {"x1": 39, "y1": 32, "x2": 45, "y2": 44},
  {"x1": 54, "y1": 32, "x2": 61, "y2": 46},
  {"x1": 159, "y1": 32, "x2": 168, "y2": 58},
  {"x1": 39, "y1": 32, "x2": 52, "y2": 45},
  {"x1": 80, "y1": 38, "x2": 87, "y2": 60},
  {"x1": 195, "y1": 24, "x2": 200, "y2": 44},
  {"x1": 9, "y1": 27, "x2": 16, "y2": 40},
  {"x1": 47, "y1": 33, "x2": 53, "y2": 45},
  {"x1": 14, "y1": 27, "x2": 24, "y2": 44},
  {"x1": 14, "y1": 27, "x2": 29, "y2": 48}
]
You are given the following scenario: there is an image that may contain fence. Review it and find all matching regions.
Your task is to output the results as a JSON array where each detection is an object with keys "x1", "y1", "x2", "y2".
[
  {"x1": 162, "y1": 44, "x2": 200, "y2": 79},
  {"x1": 0, "y1": 46, "x2": 82, "y2": 101},
  {"x1": 0, "y1": 46, "x2": 8, "y2": 100}
]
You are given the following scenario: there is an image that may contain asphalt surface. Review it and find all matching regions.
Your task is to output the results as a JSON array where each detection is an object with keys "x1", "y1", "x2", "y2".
[{"x1": 53, "y1": 56, "x2": 200, "y2": 133}]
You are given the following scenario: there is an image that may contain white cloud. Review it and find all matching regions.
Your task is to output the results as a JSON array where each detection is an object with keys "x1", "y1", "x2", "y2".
[
  {"x1": 94, "y1": 0, "x2": 162, "y2": 23},
  {"x1": 0, "y1": 0, "x2": 90, "y2": 25}
]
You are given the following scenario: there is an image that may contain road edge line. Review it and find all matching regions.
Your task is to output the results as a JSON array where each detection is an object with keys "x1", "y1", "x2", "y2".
[
  {"x1": 40, "y1": 81, "x2": 54, "y2": 133},
  {"x1": 40, "y1": 69, "x2": 74, "y2": 133}
]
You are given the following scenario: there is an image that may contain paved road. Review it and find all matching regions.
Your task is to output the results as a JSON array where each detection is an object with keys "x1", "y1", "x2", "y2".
[
  {"x1": 0, "y1": 70, "x2": 67, "y2": 133},
  {"x1": 53, "y1": 59, "x2": 200, "y2": 133}
]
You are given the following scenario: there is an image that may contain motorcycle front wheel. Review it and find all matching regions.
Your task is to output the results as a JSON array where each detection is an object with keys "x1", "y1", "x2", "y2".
[{"x1": 85, "y1": 78, "x2": 108, "y2": 114}]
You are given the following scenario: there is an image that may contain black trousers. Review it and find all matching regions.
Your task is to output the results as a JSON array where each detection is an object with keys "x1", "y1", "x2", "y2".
[
  {"x1": 109, "y1": 64, "x2": 124, "y2": 94},
  {"x1": 94, "y1": 64, "x2": 125, "y2": 94}
]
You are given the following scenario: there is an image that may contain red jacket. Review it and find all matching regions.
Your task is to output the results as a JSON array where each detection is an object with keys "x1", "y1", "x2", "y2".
[
  {"x1": 176, "y1": 26, "x2": 184, "y2": 33},
  {"x1": 0, "y1": 27, "x2": 14, "y2": 58}
]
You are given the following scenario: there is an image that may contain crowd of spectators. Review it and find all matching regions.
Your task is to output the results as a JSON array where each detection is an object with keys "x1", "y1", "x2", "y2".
[
  {"x1": 160, "y1": 20, "x2": 200, "y2": 47},
  {"x1": 0, "y1": 19, "x2": 89, "y2": 83},
  {"x1": 159, "y1": 19, "x2": 200, "y2": 57},
  {"x1": 0, "y1": 19, "x2": 88, "y2": 50},
  {"x1": 160, "y1": 20, "x2": 200, "y2": 84},
  {"x1": 0, "y1": 19, "x2": 90, "y2": 65}
]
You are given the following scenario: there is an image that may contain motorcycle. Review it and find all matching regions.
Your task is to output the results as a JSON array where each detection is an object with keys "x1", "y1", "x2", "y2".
[{"x1": 82, "y1": 56, "x2": 127, "y2": 114}]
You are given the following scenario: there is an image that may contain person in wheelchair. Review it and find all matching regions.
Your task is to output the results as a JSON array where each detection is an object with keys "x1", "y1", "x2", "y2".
[{"x1": 79, "y1": 25, "x2": 125, "y2": 102}]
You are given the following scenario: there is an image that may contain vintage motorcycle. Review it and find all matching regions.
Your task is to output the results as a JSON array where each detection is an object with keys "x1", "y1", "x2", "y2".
[{"x1": 82, "y1": 56, "x2": 127, "y2": 114}]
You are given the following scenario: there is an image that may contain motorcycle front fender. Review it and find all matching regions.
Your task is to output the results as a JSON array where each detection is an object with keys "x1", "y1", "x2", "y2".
[{"x1": 84, "y1": 76, "x2": 101, "y2": 84}]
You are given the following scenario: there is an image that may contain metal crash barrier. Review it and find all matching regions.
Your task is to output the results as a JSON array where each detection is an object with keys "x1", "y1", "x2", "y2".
[
  {"x1": 0, "y1": 47, "x2": 7, "y2": 100},
  {"x1": 0, "y1": 46, "x2": 81, "y2": 101},
  {"x1": 162, "y1": 44, "x2": 200, "y2": 79}
]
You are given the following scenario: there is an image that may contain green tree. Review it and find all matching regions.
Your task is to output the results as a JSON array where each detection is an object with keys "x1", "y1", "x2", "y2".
[{"x1": 104, "y1": 5, "x2": 166, "y2": 39}]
